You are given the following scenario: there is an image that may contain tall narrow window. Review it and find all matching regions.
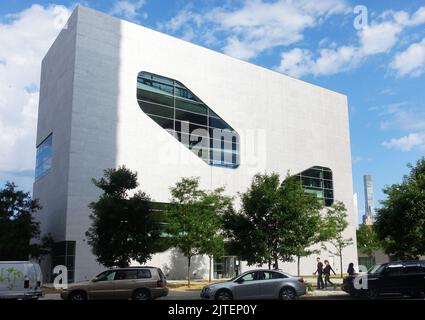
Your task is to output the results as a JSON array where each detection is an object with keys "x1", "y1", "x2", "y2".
[
  {"x1": 137, "y1": 71, "x2": 240, "y2": 168},
  {"x1": 35, "y1": 134, "x2": 52, "y2": 180},
  {"x1": 294, "y1": 166, "x2": 334, "y2": 206}
]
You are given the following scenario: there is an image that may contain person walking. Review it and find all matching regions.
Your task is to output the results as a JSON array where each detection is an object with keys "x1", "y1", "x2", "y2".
[
  {"x1": 347, "y1": 262, "x2": 355, "y2": 276},
  {"x1": 323, "y1": 260, "x2": 336, "y2": 289},
  {"x1": 313, "y1": 257, "x2": 324, "y2": 290}
]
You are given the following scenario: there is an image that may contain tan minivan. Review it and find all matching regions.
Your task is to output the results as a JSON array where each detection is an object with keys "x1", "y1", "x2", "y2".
[{"x1": 61, "y1": 266, "x2": 168, "y2": 300}]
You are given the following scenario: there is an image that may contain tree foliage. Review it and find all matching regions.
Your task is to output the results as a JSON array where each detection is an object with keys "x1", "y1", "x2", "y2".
[
  {"x1": 0, "y1": 182, "x2": 51, "y2": 260},
  {"x1": 166, "y1": 177, "x2": 233, "y2": 287},
  {"x1": 223, "y1": 173, "x2": 324, "y2": 270},
  {"x1": 356, "y1": 224, "x2": 381, "y2": 259},
  {"x1": 375, "y1": 157, "x2": 425, "y2": 259},
  {"x1": 321, "y1": 201, "x2": 352, "y2": 277},
  {"x1": 86, "y1": 166, "x2": 163, "y2": 268}
]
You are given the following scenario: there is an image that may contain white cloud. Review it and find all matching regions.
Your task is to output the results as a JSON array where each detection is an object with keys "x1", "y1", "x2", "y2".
[
  {"x1": 276, "y1": 45, "x2": 361, "y2": 77},
  {"x1": 159, "y1": 0, "x2": 349, "y2": 60},
  {"x1": 408, "y1": 6, "x2": 425, "y2": 26},
  {"x1": 276, "y1": 48, "x2": 313, "y2": 78},
  {"x1": 371, "y1": 102, "x2": 425, "y2": 131},
  {"x1": 277, "y1": 6, "x2": 425, "y2": 78},
  {"x1": 390, "y1": 38, "x2": 425, "y2": 77},
  {"x1": 0, "y1": 5, "x2": 70, "y2": 185},
  {"x1": 110, "y1": 0, "x2": 147, "y2": 21},
  {"x1": 382, "y1": 132, "x2": 425, "y2": 152},
  {"x1": 359, "y1": 21, "x2": 402, "y2": 55},
  {"x1": 157, "y1": 8, "x2": 204, "y2": 42}
]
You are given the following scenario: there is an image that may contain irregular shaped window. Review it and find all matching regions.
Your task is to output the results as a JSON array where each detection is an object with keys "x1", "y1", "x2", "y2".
[
  {"x1": 294, "y1": 166, "x2": 334, "y2": 206},
  {"x1": 137, "y1": 71, "x2": 240, "y2": 168}
]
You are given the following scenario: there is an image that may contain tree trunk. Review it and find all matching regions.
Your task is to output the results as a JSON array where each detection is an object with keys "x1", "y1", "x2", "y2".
[
  {"x1": 274, "y1": 255, "x2": 279, "y2": 270},
  {"x1": 268, "y1": 258, "x2": 271, "y2": 270},
  {"x1": 340, "y1": 249, "x2": 343, "y2": 278},
  {"x1": 297, "y1": 256, "x2": 300, "y2": 276},
  {"x1": 187, "y1": 255, "x2": 191, "y2": 288},
  {"x1": 209, "y1": 255, "x2": 212, "y2": 283},
  {"x1": 118, "y1": 260, "x2": 129, "y2": 268}
]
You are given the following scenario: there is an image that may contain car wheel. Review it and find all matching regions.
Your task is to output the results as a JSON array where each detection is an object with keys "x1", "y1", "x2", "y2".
[
  {"x1": 279, "y1": 287, "x2": 297, "y2": 300},
  {"x1": 69, "y1": 291, "x2": 87, "y2": 301},
  {"x1": 215, "y1": 289, "x2": 233, "y2": 300},
  {"x1": 365, "y1": 287, "x2": 379, "y2": 300},
  {"x1": 133, "y1": 289, "x2": 151, "y2": 301}
]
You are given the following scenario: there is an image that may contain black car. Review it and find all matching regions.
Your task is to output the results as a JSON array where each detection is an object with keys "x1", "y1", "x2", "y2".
[{"x1": 342, "y1": 260, "x2": 425, "y2": 299}]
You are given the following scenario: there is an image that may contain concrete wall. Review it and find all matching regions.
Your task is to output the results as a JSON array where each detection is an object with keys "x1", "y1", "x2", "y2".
[
  {"x1": 35, "y1": 5, "x2": 358, "y2": 281},
  {"x1": 33, "y1": 9, "x2": 78, "y2": 281}
]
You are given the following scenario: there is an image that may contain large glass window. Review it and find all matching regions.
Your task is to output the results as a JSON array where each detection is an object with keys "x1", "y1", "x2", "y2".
[
  {"x1": 35, "y1": 134, "x2": 52, "y2": 181},
  {"x1": 294, "y1": 166, "x2": 334, "y2": 206},
  {"x1": 137, "y1": 71, "x2": 239, "y2": 168},
  {"x1": 51, "y1": 241, "x2": 76, "y2": 283}
]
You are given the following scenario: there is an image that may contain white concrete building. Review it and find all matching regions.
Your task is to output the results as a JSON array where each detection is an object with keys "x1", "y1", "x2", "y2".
[{"x1": 33, "y1": 5, "x2": 358, "y2": 282}]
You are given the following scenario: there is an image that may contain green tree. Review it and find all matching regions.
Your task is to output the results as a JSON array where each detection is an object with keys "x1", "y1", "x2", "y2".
[
  {"x1": 321, "y1": 201, "x2": 353, "y2": 278},
  {"x1": 224, "y1": 173, "x2": 323, "y2": 270},
  {"x1": 201, "y1": 234, "x2": 224, "y2": 283},
  {"x1": 222, "y1": 206, "x2": 269, "y2": 267},
  {"x1": 356, "y1": 224, "x2": 381, "y2": 263},
  {"x1": 166, "y1": 177, "x2": 232, "y2": 287},
  {"x1": 0, "y1": 182, "x2": 51, "y2": 260},
  {"x1": 292, "y1": 202, "x2": 325, "y2": 276},
  {"x1": 198, "y1": 188, "x2": 232, "y2": 283},
  {"x1": 86, "y1": 166, "x2": 163, "y2": 268},
  {"x1": 375, "y1": 158, "x2": 425, "y2": 259}
]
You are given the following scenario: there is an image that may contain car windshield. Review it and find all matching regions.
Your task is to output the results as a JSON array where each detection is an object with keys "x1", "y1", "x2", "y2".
[
  {"x1": 230, "y1": 275, "x2": 238, "y2": 281},
  {"x1": 94, "y1": 270, "x2": 115, "y2": 281},
  {"x1": 368, "y1": 264, "x2": 386, "y2": 274}
]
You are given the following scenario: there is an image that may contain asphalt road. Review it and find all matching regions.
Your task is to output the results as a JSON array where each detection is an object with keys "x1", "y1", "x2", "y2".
[
  {"x1": 40, "y1": 290, "x2": 351, "y2": 300},
  {"x1": 40, "y1": 290, "x2": 423, "y2": 300}
]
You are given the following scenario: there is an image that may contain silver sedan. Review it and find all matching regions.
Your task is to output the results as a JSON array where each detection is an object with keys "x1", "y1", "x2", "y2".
[{"x1": 200, "y1": 269, "x2": 307, "y2": 300}]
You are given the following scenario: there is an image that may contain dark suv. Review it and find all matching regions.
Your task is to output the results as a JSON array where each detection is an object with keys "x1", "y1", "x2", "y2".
[
  {"x1": 342, "y1": 260, "x2": 425, "y2": 299},
  {"x1": 61, "y1": 266, "x2": 168, "y2": 300}
]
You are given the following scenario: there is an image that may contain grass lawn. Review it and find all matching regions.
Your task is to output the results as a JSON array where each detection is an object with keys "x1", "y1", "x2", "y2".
[
  {"x1": 42, "y1": 287, "x2": 62, "y2": 294},
  {"x1": 167, "y1": 280, "x2": 223, "y2": 291}
]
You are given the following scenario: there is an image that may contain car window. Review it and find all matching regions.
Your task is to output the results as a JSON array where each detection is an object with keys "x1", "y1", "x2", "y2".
[
  {"x1": 95, "y1": 271, "x2": 116, "y2": 281},
  {"x1": 368, "y1": 264, "x2": 386, "y2": 274},
  {"x1": 115, "y1": 270, "x2": 138, "y2": 280},
  {"x1": 258, "y1": 271, "x2": 285, "y2": 280},
  {"x1": 240, "y1": 272, "x2": 257, "y2": 281},
  {"x1": 137, "y1": 269, "x2": 152, "y2": 279},
  {"x1": 385, "y1": 266, "x2": 405, "y2": 276},
  {"x1": 270, "y1": 272, "x2": 286, "y2": 279},
  {"x1": 405, "y1": 265, "x2": 425, "y2": 274},
  {"x1": 157, "y1": 268, "x2": 166, "y2": 280}
]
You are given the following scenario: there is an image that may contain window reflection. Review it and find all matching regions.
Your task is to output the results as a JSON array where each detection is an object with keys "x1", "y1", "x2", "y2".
[
  {"x1": 137, "y1": 71, "x2": 239, "y2": 168},
  {"x1": 295, "y1": 166, "x2": 334, "y2": 206},
  {"x1": 35, "y1": 134, "x2": 52, "y2": 180}
]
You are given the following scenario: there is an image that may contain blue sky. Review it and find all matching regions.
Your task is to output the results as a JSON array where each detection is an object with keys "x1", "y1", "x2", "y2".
[{"x1": 1, "y1": 0, "x2": 425, "y2": 224}]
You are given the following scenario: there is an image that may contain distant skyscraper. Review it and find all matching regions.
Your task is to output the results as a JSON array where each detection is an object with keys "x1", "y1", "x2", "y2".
[{"x1": 363, "y1": 175, "x2": 374, "y2": 225}]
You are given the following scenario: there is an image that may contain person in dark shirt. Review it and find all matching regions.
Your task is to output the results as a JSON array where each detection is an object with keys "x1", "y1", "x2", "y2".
[
  {"x1": 347, "y1": 263, "x2": 355, "y2": 276},
  {"x1": 323, "y1": 260, "x2": 336, "y2": 289},
  {"x1": 313, "y1": 257, "x2": 324, "y2": 289}
]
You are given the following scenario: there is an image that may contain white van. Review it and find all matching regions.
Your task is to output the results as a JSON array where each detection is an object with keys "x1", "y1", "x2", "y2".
[{"x1": 0, "y1": 261, "x2": 43, "y2": 299}]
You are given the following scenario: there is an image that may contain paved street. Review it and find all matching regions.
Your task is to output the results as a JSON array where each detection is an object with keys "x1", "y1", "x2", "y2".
[
  {"x1": 40, "y1": 289, "x2": 424, "y2": 300},
  {"x1": 40, "y1": 290, "x2": 351, "y2": 300}
]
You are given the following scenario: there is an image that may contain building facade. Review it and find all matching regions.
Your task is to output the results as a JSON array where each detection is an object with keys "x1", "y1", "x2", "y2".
[
  {"x1": 33, "y1": 6, "x2": 358, "y2": 282},
  {"x1": 362, "y1": 175, "x2": 374, "y2": 225}
]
